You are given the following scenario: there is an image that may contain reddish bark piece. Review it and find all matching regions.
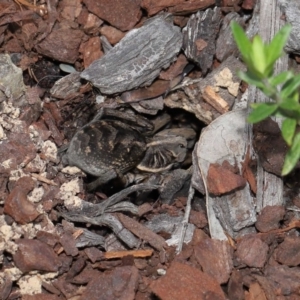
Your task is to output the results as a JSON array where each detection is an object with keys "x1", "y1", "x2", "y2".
[
  {"x1": 31, "y1": 120, "x2": 51, "y2": 141},
  {"x1": 83, "y1": 13, "x2": 104, "y2": 34},
  {"x1": 221, "y1": 0, "x2": 241, "y2": 7},
  {"x1": 120, "y1": 80, "x2": 170, "y2": 103},
  {"x1": 253, "y1": 118, "x2": 291, "y2": 176},
  {"x1": 35, "y1": 28, "x2": 84, "y2": 63},
  {"x1": 80, "y1": 266, "x2": 139, "y2": 300},
  {"x1": 251, "y1": 274, "x2": 277, "y2": 300},
  {"x1": 60, "y1": 232, "x2": 78, "y2": 257},
  {"x1": 248, "y1": 282, "x2": 267, "y2": 300},
  {"x1": 189, "y1": 210, "x2": 208, "y2": 228},
  {"x1": 36, "y1": 230, "x2": 60, "y2": 247},
  {"x1": 242, "y1": 0, "x2": 256, "y2": 10},
  {"x1": 241, "y1": 146, "x2": 257, "y2": 194},
  {"x1": 84, "y1": 247, "x2": 104, "y2": 263},
  {"x1": 141, "y1": 0, "x2": 215, "y2": 16},
  {"x1": 195, "y1": 39, "x2": 208, "y2": 53},
  {"x1": 235, "y1": 236, "x2": 268, "y2": 268},
  {"x1": 52, "y1": 274, "x2": 80, "y2": 299},
  {"x1": 159, "y1": 54, "x2": 188, "y2": 80},
  {"x1": 100, "y1": 25, "x2": 126, "y2": 45},
  {"x1": 255, "y1": 205, "x2": 285, "y2": 233},
  {"x1": 274, "y1": 237, "x2": 300, "y2": 267},
  {"x1": 41, "y1": 108, "x2": 64, "y2": 147},
  {"x1": 83, "y1": 0, "x2": 142, "y2": 31},
  {"x1": 20, "y1": 22, "x2": 38, "y2": 51},
  {"x1": 20, "y1": 86, "x2": 42, "y2": 126},
  {"x1": 194, "y1": 238, "x2": 233, "y2": 284},
  {"x1": 206, "y1": 162, "x2": 246, "y2": 196},
  {"x1": 117, "y1": 213, "x2": 167, "y2": 251},
  {"x1": 169, "y1": 0, "x2": 215, "y2": 14},
  {"x1": 150, "y1": 261, "x2": 226, "y2": 300},
  {"x1": 104, "y1": 249, "x2": 153, "y2": 259},
  {"x1": 0, "y1": 132, "x2": 36, "y2": 174},
  {"x1": 22, "y1": 295, "x2": 61, "y2": 300},
  {"x1": 265, "y1": 265, "x2": 300, "y2": 296},
  {"x1": 59, "y1": 0, "x2": 82, "y2": 22},
  {"x1": 13, "y1": 239, "x2": 61, "y2": 273},
  {"x1": 72, "y1": 265, "x2": 102, "y2": 285},
  {"x1": 4, "y1": 177, "x2": 40, "y2": 224},
  {"x1": 79, "y1": 36, "x2": 103, "y2": 68},
  {"x1": 228, "y1": 270, "x2": 244, "y2": 300},
  {"x1": 66, "y1": 257, "x2": 86, "y2": 281}
]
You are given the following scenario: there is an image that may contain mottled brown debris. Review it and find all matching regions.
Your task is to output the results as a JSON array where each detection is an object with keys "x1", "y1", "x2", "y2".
[
  {"x1": 59, "y1": 0, "x2": 82, "y2": 22},
  {"x1": 83, "y1": 0, "x2": 142, "y2": 31},
  {"x1": 41, "y1": 108, "x2": 64, "y2": 146},
  {"x1": 194, "y1": 238, "x2": 233, "y2": 284},
  {"x1": 242, "y1": 0, "x2": 256, "y2": 10},
  {"x1": 13, "y1": 239, "x2": 61, "y2": 273},
  {"x1": 227, "y1": 270, "x2": 244, "y2": 300},
  {"x1": 80, "y1": 266, "x2": 139, "y2": 300},
  {"x1": 255, "y1": 205, "x2": 285, "y2": 233},
  {"x1": 35, "y1": 28, "x2": 84, "y2": 63},
  {"x1": 235, "y1": 236, "x2": 268, "y2": 268},
  {"x1": 189, "y1": 210, "x2": 208, "y2": 228},
  {"x1": 60, "y1": 232, "x2": 79, "y2": 256},
  {"x1": 117, "y1": 213, "x2": 167, "y2": 251},
  {"x1": 121, "y1": 80, "x2": 170, "y2": 103},
  {"x1": 141, "y1": 0, "x2": 215, "y2": 16},
  {"x1": 84, "y1": 247, "x2": 104, "y2": 263},
  {"x1": 22, "y1": 295, "x2": 61, "y2": 300},
  {"x1": 79, "y1": 36, "x2": 103, "y2": 68},
  {"x1": 273, "y1": 236, "x2": 300, "y2": 266},
  {"x1": 4, "y1": 177, "x2": 40, "y2": 224},
  {"x1": 265, "y1": 265, "x2": 300, "y2": 296},
  {"x1": 253, "y1": 118, "x2": 291, "y2": 176},
  {"x1": 150, "y1": 261, "x2": 226, "y2": 300},
  {"x1": 0, "y1": 132, "x2": 37, "y2": 174},
  {"x1": 159, "y1": 54, "x2": 188, "y2": 80},
  {"x1": 206, "y1": 162, "x2": 246, "y2": 196},
  {"x1": 100, "y1": 25, "x2": 126, "y2": 45}
]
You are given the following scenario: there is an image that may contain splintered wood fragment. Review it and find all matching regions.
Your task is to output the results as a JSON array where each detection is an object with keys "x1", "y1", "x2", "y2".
[
  {"x1": 31, "y1": 173, "x2": 58, "y2": 186},
  {"x1": 104, "y1": 249, "x2": 153, "y2": 259},
  {"x1": 203, "y1": 86, "x2": 229, "y2": 114}
]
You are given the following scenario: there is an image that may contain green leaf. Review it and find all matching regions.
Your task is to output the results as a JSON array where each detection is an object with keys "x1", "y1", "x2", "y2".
[
  {"x1": 282, "y1": 132, "x2": 300, "y2": 175},
  {"x1": 268, "y1": 71, "x2": 294, "y2": 86},
  {"x1": 247, "y1": 103, "x2": 278, "y2": 123},
  {"x1": 231, "y1": 21, "x2": 252, "y2": 62},
  {"x1": 249, "y1": 35, "x2": 267, "y2": 75},
  {"x1": 281, "y1": 118, "x2": 297, "y2": 146},
  {"x1": 278, "y1": 93, "x2": 300, "y2": 111},
  {"x1": 266, "y1": 24, "x2": 292, "y2": 68},
  {"x1": 280, "y1": 74, "x2": 300, "y2": 99},
  {"x1": 238, "y1": 71, "x2": 265, "y2": 89}
]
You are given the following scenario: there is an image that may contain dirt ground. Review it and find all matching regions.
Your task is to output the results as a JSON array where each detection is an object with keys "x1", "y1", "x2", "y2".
[{"x1": 1, "y1": 0, "x2": 300, "y2": 300}]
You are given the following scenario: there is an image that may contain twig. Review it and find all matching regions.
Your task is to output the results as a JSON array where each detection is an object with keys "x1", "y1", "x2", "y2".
[{"x1": 176, "y1": 185, "x2": 195, "y2": 253}]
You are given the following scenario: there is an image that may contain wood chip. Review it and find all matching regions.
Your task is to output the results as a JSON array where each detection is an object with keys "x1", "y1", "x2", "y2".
[{"x1": 202, "y1": 86, "x2": 229, "y2": 114}]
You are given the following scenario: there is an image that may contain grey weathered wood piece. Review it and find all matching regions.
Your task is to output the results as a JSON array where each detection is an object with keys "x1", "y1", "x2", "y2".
[
  {"x1": 278, "y1": 0, "x2": 300, "y2": 55},
  {"x1": 247, "y1": 0, "x2": 288, "y2": 211},
  {"x1": 182, "y1": 7, "x2": 221, "y2": 74},
  {"x1": 80, "y1": 14, "x2": 182, "y2": 95}
]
